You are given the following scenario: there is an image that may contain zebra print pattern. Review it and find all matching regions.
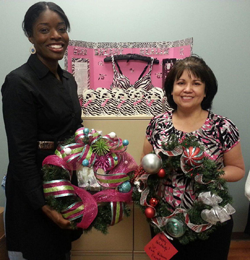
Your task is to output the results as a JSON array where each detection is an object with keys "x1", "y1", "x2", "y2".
[
  {"x1": 64, "y1": 38, "x2": 193, "y2": 70},
  {"x1": 82, "y1": 87, "x2": 168, "y2": 116},
  {"x1": 110, "y1": 55, "x2": 154, "y2": 92}
]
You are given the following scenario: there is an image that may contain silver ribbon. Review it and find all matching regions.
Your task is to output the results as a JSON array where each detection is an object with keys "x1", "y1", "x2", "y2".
[
  {"x1": 195, "y1": 174, "x2": 224, "y2": 190},
  {"x1": 198, "y1": 191, "x2": 236, "y2": 225}
]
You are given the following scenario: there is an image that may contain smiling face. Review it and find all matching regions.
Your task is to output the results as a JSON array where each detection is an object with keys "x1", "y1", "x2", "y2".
[
  {"x1": 172, "y1": 70, "x2": 206, "y2": 111},
  {"x1": 28, "y1": 9, "x2": 69, "y2": 69}
]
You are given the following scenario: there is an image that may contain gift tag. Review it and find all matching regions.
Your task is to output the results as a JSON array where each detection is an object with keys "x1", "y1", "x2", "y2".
[{"x1": 144, "y1": 232, "x2": 178, "y2": 260}]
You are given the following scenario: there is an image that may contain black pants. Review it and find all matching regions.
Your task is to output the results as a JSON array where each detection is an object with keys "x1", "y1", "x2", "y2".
[
  {"x1": 151, "y1": 218, "x2": 233, "y2": 260},
  {"x1": 244, "y1": 203, "x2": 250, "y2": 235}
]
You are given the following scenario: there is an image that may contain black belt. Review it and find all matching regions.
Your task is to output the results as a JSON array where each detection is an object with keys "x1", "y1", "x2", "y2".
[{"x1": 38, "y1": 141, "x2": 64, "y2": 150}]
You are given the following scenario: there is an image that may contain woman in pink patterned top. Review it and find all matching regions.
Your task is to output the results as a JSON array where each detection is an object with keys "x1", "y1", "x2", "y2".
[{"x1": 141, "y1": 55, "x2": 245, "y2": 260}]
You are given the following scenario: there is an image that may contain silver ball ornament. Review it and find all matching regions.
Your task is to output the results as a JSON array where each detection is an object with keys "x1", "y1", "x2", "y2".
[{"x1": 141, "y1": 154, "x2": 162, "y2": 174}]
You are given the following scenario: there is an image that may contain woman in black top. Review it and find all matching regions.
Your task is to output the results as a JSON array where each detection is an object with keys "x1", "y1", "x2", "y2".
[{"x1": 2, "y1": 2, "x2": 82, "y2": 260}]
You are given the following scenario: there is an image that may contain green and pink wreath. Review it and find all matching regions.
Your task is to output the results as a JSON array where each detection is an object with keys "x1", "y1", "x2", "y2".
[
  {"x1": 42, "y1": 127, "x2": 137, "y2": 234},
  {"x1": 132, "y1": 134, "x2": 235, "y2": 244}
]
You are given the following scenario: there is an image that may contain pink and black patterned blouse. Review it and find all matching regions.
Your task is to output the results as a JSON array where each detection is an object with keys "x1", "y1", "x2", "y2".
[{"x1": 146, "y1": 110, "x2": 240, "y2": 210}]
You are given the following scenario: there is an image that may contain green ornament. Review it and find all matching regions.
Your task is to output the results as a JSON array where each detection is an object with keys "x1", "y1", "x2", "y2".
[
  {"x1": 166, "y1": 217, "x2": 186, "y2": 238},
  {"x1": 92, "y1": 139, "x2": 110, "y2": 156}
]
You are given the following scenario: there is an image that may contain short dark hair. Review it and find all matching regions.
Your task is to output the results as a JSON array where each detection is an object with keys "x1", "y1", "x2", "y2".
[
  {"x1": 164, "y1": 55, "x2": 218, "y2": 110},
  {"x1": 22, "y1": 1, "x2": 70, "y2": 37}
]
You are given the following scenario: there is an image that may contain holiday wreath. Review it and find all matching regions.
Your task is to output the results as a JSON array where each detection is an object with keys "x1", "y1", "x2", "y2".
[
  {"x1": 42, "y1": 127, "x2": 137, "y2": 234},
  {"x1": 132, "y1": 134, "x2": 235, "y2": 244}
]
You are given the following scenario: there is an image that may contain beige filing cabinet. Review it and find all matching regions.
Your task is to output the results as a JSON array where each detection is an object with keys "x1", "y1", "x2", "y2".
[{"x1": 71, "y1": 116, "x2": 152, "y2": 259}]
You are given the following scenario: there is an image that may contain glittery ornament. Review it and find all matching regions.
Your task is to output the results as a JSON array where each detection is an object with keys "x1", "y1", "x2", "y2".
[
  {"x1": 166, "y1": 217, "x2": 185, "y2": 238},
  {"x1": 145, "y1": 207, "x2": 155, "y2": 218},
  {"x1": 182, "y1": 147, "x2": 204, "y2": 167},
  {"x1": 157, "y1": 168, "x2": 166, "y2": 178},
  {"x1": 149, "y1": 198, "x2": 159, "y2": 207},
  {"x1": 141, "y1": 154, "x2": 162, "y2": 174},
  {"x1": 82, "y1": 159, "x2": 89, "y2": 167},
  {"x1": 118, "y1": 181, "x2": 131, "y2": 193}
]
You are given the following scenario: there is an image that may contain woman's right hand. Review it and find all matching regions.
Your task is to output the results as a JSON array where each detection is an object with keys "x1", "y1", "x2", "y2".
[{"x1": 42, "y1": 205, "x2": 72, "y2": 229}]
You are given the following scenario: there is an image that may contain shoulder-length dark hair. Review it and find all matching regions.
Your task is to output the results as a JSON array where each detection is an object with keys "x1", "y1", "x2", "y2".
[
  {"x1": 164, "y1": 55, "x2": 218, "y2": 110},
  {"x1": 22, "y1": 1, "x2": 70, "y2": 37}
]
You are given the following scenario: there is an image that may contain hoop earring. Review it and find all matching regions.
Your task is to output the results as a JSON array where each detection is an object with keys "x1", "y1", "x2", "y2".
[{"x1": 30, "y1": 46, "x2": 36, "y2": 54}]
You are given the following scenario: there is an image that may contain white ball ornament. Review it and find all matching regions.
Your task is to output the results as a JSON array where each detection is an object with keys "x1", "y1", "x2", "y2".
[
  {"x1": 141, "y1": 154, "x2": 162, "y2": 174},
  {"x1": 109, "y1": 132, "x2": 116, "y2": 138},
  {"x1": 64, "y1": 147, "x2": 72, "y2": 155}
]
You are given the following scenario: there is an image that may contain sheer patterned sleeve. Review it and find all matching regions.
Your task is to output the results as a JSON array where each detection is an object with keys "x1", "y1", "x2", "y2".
[
  {"x1": 220, "y1": 117, "x2": 240, "y2": 152},
  {"x1": 146, "y1": 116, "x2": 157, "y2": 145}
]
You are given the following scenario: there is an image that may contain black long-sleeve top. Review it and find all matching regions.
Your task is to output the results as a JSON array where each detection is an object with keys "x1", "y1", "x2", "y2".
[{"x1": 2, "y1": 54, "x2": 82, "y2": 259}]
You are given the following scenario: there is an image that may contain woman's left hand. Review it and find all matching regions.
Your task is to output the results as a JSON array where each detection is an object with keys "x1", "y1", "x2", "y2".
[
  {"x1": 222, "y1": 142, "x2": 245, "y2": 182},
  {"x1": 42, "y1": 205, "x2": 72, "y2": 229}
]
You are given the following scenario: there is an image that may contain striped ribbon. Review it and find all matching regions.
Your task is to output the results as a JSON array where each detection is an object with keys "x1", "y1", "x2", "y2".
[
  {"x1": 43, "y1": 179, "x2": 76, "y2": 198},
  {"x1": 55, "y1": 143, "x2": 97, "y2": 168},
  {"x1": 43, "y1": 180, "x2": 85, "y2": 222},
  {"x1": 161, "y1": 145, "x2": 183, "y2": 156},
  {"x1": 95, "y1": 171, "x2": 130, "y2": 188},
  {"x1": 102, "y1": 135, "x2": 126, "y2": 153},
  {"x1": 195, "y1": 174, "x2": 224, "y2": 190},
  {"x1": 75, "y1": 127, "x2": 101, "y2": 144},
  {"x1": 42, "y1": 127, "x2": 126, "y2": 173},
  {"x1": 61, "y1": 201, "x2": 84, "y2": 221},
  {"x1": 110, "y1": 201, "x2": 124, "y2": 225},
  {"x1": 139, "y1": 184, "x2": 213, "y2": 235}
]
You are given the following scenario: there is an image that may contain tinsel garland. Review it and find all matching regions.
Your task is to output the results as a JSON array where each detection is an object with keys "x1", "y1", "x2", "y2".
[{"x1": 133, "y1": 134, "x2": 235, "y2": 244}]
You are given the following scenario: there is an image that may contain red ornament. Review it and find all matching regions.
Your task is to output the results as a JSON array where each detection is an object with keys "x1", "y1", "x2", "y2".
[
  {"x1": 149, "y1": 198, "x2": 159, "y2": 207},
  {"x1": 157, "y1": 168, "x2": 166, "y2": 178},
  {"x1": 182, "y1": 147, "x2": 204, "y2": 167},
  {"x1": 145, "y1": 207, "x2": 155, "y2": 218}
]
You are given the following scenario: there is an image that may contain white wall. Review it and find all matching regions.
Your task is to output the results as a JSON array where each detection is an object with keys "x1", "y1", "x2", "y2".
[{"x1": 0, "y1": 0, "x2": 250, "y2": 232}]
